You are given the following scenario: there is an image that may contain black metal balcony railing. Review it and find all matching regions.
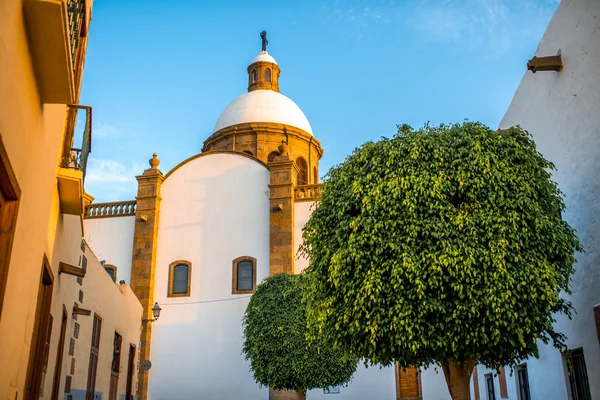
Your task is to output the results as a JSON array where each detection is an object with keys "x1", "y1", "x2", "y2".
[
  {"x1": 67, "y1": 0, "x2": 85, "y2": 71},
  {"x1": 60, "y1": 105, "x2": 92, "y2": 181}
]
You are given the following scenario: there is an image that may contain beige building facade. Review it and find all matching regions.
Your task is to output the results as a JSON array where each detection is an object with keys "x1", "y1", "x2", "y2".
[{"x1": 0, "y1": 1, "x2": 143, "y2": 400}]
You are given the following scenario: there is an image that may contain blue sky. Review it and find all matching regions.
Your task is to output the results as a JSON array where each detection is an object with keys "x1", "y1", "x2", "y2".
[{"x1": 81, "y1": 0, "x2": 559, "y2": 202}]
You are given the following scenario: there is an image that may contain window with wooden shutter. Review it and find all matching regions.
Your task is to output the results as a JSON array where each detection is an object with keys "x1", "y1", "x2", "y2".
[
  {"x1": 498, "y1": 367, "x2": 508, "y2": 398},
  {"x1": 473, "y1": 366, "x2": 480, "y2": 400},
  {"x1": 395, "y1": 364, "x2": 421, "y2": 399}
]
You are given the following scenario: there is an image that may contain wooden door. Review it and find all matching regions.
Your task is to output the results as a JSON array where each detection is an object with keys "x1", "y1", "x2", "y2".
[
  {"x1": 24, "y1": 257, "x2": 54, "y2": 399},
  {"x1": 125, "y1": 344, "x2": 136, "y2": 400},
  {"x1": 51, "y1": 308, "x2": 68, "y2": 400},
  {"x1": 108, "y1": 332, "x2": 122, "y2": 400},
  {"x1": 86, "y1": 314, "x2": 102, "y2": 400},
  {"x1": 0, "y1": 134, "x2": 21, "y2": 320}
]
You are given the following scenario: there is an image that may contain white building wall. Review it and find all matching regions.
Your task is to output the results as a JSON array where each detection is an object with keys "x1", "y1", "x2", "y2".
[
  {"x1": 84, "y1": 215, "x2": 135, "y2": 285},
  {"x1": 294, "y1": 200, "x2": 315, "y2": 274},
  {"x1": 476, "y1": 0, "x2": 600, "y2": 399},
  {"x1": 47, "y1": 212, "x2": 142, "y2": 400},
  {"x1": 149, "y1": 153, "x2": 271, "y2": 400},
  {"x1": 421, "y1": 368, "x2": 452, "y2": 400}
]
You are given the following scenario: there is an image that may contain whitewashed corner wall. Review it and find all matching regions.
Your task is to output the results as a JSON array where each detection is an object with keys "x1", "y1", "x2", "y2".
[{"x1": 489, "y1": 0, "x2": 600, "y2": 399}]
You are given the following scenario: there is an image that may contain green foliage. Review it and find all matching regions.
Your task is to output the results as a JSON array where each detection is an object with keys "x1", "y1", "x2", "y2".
[
  {"x1": 301, "y1": 122, "x2": 581, "y2": 371},
  {"x1": 242, "y1": 273, "x2": 358, "y2": 391}
]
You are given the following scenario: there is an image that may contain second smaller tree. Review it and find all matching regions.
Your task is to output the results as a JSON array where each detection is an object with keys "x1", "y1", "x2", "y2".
[{"x1": 242, "y1": 273, "x2": 358, "y2": 399}]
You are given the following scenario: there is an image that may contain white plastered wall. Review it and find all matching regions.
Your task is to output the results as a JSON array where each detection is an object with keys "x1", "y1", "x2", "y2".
[
  {"x1": 84, "y1": 215, "x2": 135, "y2": 284},
  {"x1": 475, "y1": 0, "x2": 600, "y2": 399},
  {"x1": 149, "y1": 153, "x2": 270, "y2": 400},
  {"x1": 294, "y1": 200, "x2": 315, "y2": 274},
  {"x1": 44, "y1": 212, "x2": 142, "y2": 400}
]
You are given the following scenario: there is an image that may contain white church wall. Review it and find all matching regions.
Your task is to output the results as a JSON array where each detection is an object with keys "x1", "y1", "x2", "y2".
[
  {"x1": 421, "y1": 367, "x2": 452, "y2": 400},
  {"x1": 149, "y1": 153, "x2": 270, "y2": 400},
  {"x1": 84, "y1": 215, "x2": 135, "y2": 284},
  {"x1": 491, "y1": 0, "x2": 600, "y2": 398},
  {"x1": 294, "y1": 200, "x2": 315, "y2": 273}
]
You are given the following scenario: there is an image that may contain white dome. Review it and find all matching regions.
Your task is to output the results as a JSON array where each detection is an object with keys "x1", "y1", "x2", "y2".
[
  {"x1": 213, "y1": 90, "x2": 313, "y2": 135},
  {"x1": 251, "y1": 51, "x2": 277, "y2": 64}
]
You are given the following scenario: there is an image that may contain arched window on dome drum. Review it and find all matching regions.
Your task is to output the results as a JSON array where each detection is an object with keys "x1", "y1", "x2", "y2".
[
  {"x1": 268, "y1": 151, "x2": 279, "y2": 163},
  {"x1": 265, "y1": 68, "x2": 271, "y2": 82},
  {"x1": 168, "y1": 261, "x2": 191, "y2": 297},
  {"x1": 232, "y1": 256, "x2": 257, "y2": 294},
  {"x1": 251, "y1": 69, "x2": 257, "y2": 83},
  {"x1": 296, "y1": 157, "x2": 308, "y2": 185}
]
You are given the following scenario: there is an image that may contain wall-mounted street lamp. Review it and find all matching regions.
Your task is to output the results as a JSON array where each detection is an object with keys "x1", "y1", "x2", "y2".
[{"x1": 142, "y1": 302, "x2": 162, "y2": 324}]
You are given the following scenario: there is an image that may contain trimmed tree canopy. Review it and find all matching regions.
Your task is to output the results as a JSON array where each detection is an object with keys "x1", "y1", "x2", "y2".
[
  {"x1": 301, "y1": 122, "x2": 580, "y2": 398},
  {"x1": 242, "y1": 273, "x2": 358, "y2": 394}
]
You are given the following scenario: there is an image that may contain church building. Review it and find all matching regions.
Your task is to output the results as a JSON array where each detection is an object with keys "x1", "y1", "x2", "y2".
[{"x1": 83, "y1": 35, "x2": 450, "y2": 400}]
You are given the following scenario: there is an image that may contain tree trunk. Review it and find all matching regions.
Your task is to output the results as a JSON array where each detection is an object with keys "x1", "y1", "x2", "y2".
[
  {"x1": 441, "y1": 358, "x2": 475, "y2": 400},
  {"x1": 296, "y1": 388, "x2": 306, "y2": 400}
]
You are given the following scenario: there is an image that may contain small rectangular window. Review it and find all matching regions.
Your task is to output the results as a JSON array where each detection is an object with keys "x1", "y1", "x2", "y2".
[
  {"x1": 486, "y1": 374, "x2": 496, "y2": 400},
  {"x1": 516, "y1": 364, "x2": 531, "y2": 400},
  {"x1": 566, "y1": 348, "x2": 592, "y2": 400}
]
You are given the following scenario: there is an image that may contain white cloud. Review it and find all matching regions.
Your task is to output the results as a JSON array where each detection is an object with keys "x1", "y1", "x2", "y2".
[
  {"x1": 93, "y1": 123, "x2": 122, "y2": 139},
  {"x1": 85, "y1": 158, "x2": 145, "y2": 201}
]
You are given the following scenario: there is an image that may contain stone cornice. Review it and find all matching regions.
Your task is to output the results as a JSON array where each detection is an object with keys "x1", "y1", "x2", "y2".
[{"x1": 203, "y1": 122, "x2": 324, "y2": 159}]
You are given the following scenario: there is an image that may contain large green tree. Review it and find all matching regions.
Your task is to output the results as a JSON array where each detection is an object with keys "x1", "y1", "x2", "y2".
[
  {"x1": 301, "y1": 122, "x2": 580, "y2": 400},
  {"x1": 242, "y1": 273, "x2": 358, "y2": 399}
]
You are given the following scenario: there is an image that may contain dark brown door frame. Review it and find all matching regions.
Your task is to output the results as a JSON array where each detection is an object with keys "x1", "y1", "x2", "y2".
[
  {"x1": 51, "y1": 306, "x2": 68, "y2": 400},
  {"x1": 108, "y1": 332, "x2": 122, "y2": 400},
  {"x1": 125, "y1": 344, "x2": 136, "y2": 400},
  {"x1": 24, "y1": 255, "x2": 54, "y2": 399},
  {"x1": 86, "y1": 314, "x2": 102, "y2": 400},
  {"x1": 0, "y1": 133, "x2": 22, "y2": 321}
]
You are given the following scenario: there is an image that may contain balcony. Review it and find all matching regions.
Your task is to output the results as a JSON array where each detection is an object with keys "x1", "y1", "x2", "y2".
[
  {"x1": 294, "y1": 184, "x2": 324, "y2": 202},
  {"x1": 57, "y1": 105, "x2": 92, "y2": 215},
  {"x1": 24, "y1": 0, "x2": 88, "y2": 104}
]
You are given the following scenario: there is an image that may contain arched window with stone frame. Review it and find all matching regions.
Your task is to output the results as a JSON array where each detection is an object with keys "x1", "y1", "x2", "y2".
[
  {"x1": 251, "y1": 69, "x2": 257, "y2": 83},
  {"x1": 232, "y1": 256, "x2": 257, "y2": 294},
  {"x1": 104, "y1": 264, "x2": 117, "y2": 283},
  {"x1": 168, "y1": 260, "x2": 192, "y2": 297},
  {"x1": 296, "y1": 157, "x2": 308, "y2": 185},
  {"x1": 265, "y1": 68, "x2": 271, "y2": 82}
]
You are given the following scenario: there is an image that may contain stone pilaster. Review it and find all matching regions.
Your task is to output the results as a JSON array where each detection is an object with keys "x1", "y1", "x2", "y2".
[
  {"x1": 268, "y1": 142, "x2": 298, "y2": 276},
  {"x1": 130, "y1": 153, "x2": 163, "y2": 400}
]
